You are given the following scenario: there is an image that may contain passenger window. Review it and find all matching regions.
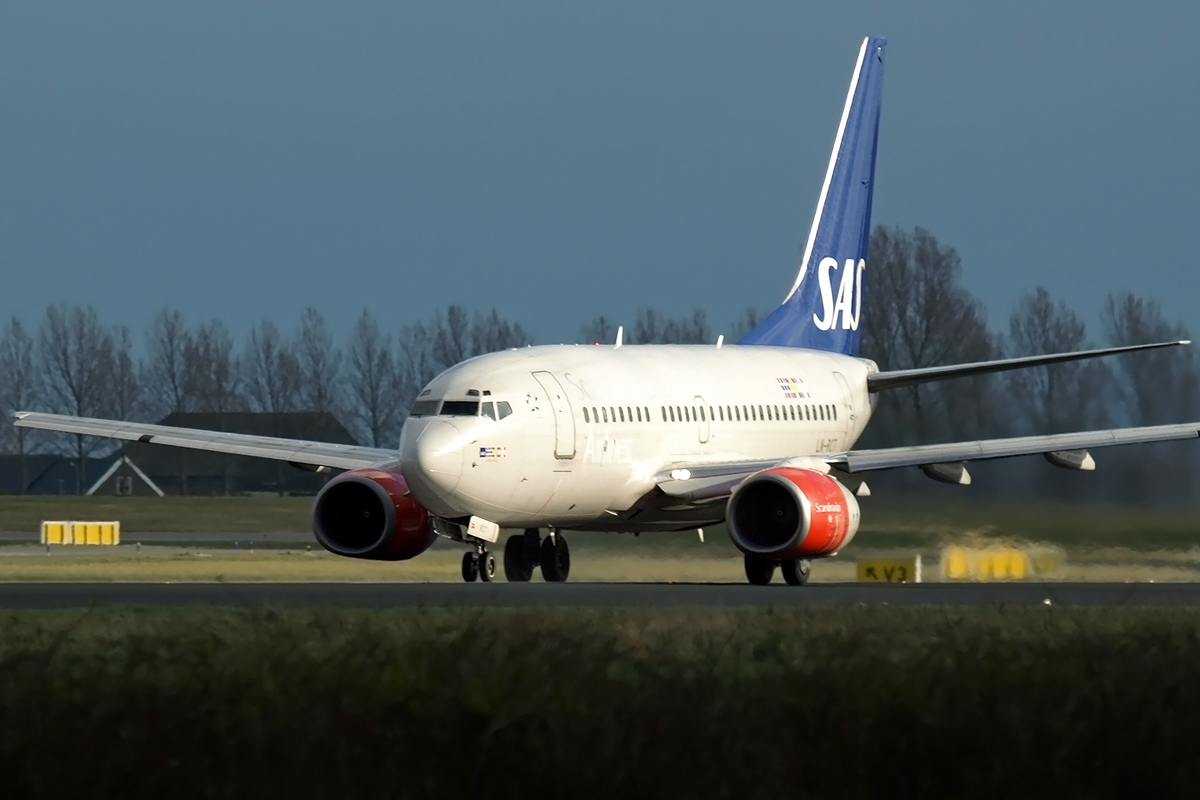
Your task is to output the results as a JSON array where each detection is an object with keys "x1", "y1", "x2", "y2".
[
  {"x1": 699, "y1": 407, "x2": 706, "y2": 422},
  {"x1": 619, "y1": 407, "x2": 625, "y2": 423},
  {"x1": 603, "y1": 407, "x2": 609, "y2": 423},
  {"x1": 636, "y1": 407, "x2": 642, "y2": 422},
  {"x1": 758, "y1": 405, "x2": 764, "y2": 421},
  {"x1": 833, "y1": 406, "x2": 838, "y2": 421},
  {"x1": 583, "y1": 407, "x2": 590, "y2": 423},
  {"x1": 645, "y1": 407, "x2": 650, "y2": 421},
  {"x1": 661, "y1": 406, "x2": 667, "y2": 421},
  {"x1": 481, "y1": 402, "x2": 497, "y2": 420},
  {"x1": 669, "y1": 407, "x2": 675, "y2": 422},
  {"x1": 719, "y1": 407, "x2": 724, "y2": 421},
  {"x1": 820, "y1": 406, "x2": 826, "y2": 421},
  {"x1": 497, "y1": 401, "x2": 513, "y2": 419},
  {"x1": 806, "y1": 406, "x2": 811, "y2": 420}
]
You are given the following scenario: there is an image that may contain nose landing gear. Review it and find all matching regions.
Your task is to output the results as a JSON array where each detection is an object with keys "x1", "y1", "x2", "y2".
[{"x1": 461, "y1": 545, "x2": 497, "y2": 582}]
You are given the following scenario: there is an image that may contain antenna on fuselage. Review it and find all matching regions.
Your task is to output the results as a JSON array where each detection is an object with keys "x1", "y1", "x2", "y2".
[
  {"x1": 615, "y1": 326, "x2": 624, "y2": 348},
  {"x1": 716, "y1": 335, "x2": 724, "y2": 349}
]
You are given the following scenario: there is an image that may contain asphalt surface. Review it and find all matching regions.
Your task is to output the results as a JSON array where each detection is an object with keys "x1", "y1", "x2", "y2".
[{"x1": 1, "y1": 581, "x2": 1200, "y2": 608}]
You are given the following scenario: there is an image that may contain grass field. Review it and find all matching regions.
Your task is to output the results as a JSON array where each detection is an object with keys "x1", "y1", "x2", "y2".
[
  {"x1": 4, "y1": 495, "x2": 1200, "y2": 583},
  {"x1": 0, "y1": 495, "x2": 313, "y2": 533},
  {"x1": 2, "y1": 606, "x2": 1199, "y2": 797},
  {"x1": 4, "y1": 494, "x2": 1200, "y2": 549}
]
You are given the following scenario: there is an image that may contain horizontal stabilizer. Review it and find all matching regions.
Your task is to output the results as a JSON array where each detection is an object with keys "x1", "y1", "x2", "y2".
[{"x1": 867, "y1": 340, "x2": 1189, "y2": 393}]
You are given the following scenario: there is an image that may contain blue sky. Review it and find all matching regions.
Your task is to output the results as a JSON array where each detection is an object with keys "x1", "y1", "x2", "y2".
[{"x1": 2, "y1": 1, "x2": 1198, "y2": 348}]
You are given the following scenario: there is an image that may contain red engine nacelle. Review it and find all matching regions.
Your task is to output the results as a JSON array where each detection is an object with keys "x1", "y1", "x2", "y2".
[
  {"x1": 313, "y1": 469, "x2": 436, "y2": 561},
  {"x1": 726, "y1": 467, "x2": 860, "y2": 559}
]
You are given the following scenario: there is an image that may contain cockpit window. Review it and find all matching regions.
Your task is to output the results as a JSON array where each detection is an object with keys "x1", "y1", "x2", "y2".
[
  {"x1": 497, "y1": 401, "x2": 513, "y2": 419},
  {"x1": 480, "y1": 402, "x2": 497, "y2": 420},
  {"x1": 441, "y1": 400, "x2": 480, "y2": 416},
  {"x1": 410, "y1": 400, "x2": 440, "y2": 417}
]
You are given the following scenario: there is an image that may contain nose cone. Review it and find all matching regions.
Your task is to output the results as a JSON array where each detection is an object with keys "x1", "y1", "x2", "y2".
[{"x1": 412, "y1": 420, "x2": 464, "y2": 494}]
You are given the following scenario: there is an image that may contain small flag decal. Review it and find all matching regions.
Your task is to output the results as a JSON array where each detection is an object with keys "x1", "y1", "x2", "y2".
[{"x1": 776, "y1": 377, "x2": 811, "y2": 399}]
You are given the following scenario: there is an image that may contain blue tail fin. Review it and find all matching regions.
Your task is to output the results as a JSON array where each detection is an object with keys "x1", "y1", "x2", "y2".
[{"x1": 739, "y1": 37, "x2": 886, "y2": 355}]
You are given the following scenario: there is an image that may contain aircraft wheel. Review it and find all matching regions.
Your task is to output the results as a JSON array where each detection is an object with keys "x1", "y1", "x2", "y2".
[
  {"x1": 479, "y1": 551, "x2": 497, "y2": 582},
  {"x1": 781, "y1": 558, "x2": 811, "y2": 586},
  {"x1": 744, "y1": 555, "x2": 775, "y2": 586},
  {"x1": 504, "y1": 535, "x2": 534, "y2": 582},
  {"x1": 540, "y1": 534, "x2": 570, "y2": 582},
  {"x1": 523, "y1": 528, "x2": 542, "y2": 566},
  {"x1": 461, "y1": 551, "x2": 479, "y2": 582},
  {"x1": 458, "y1": 551, "x2": 477, "y2": 582}
]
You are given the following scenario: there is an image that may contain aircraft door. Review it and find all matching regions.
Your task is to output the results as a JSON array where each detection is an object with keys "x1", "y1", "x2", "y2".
[
  {"x1": 694, "y1": 395, "x2": 710, "y2": 443},
  {"x1": 532, "y1": 371, "x2": 577, "y2": 459},
  {"x1": 832, "y1": 372, "x2": 855, "y2": 439}
]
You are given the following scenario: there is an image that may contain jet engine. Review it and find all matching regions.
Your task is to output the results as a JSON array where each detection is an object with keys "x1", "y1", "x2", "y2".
[
  {"x1": 313, "y1": 469, "x2": 436, "y2": 560},
  {"x1": 726, "y1": 468, "x2": 860, "y2": 559}
]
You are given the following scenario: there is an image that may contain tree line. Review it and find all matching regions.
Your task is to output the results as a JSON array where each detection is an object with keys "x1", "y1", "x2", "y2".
[{"x1": 1, "y1": 225, "x2": 1196, "y2": 503}]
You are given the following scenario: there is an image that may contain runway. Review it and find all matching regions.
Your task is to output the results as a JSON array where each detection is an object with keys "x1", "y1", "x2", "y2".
[{"x1": 1, "y1": 581, "x2": 1200, "y2": 608}]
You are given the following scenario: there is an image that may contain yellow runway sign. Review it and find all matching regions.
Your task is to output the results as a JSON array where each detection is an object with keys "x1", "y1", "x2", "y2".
[{"x1": 857, "y1": 557, "x2": 922, "y2": 583}]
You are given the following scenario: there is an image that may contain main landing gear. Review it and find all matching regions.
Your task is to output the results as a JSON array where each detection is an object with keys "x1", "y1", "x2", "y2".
[
  {"x1": 744, "y1": 554, "x2": 811, "y2": 586},
  {"x1": 501, "y1": 528, "x2": 570, "y2": 583}
]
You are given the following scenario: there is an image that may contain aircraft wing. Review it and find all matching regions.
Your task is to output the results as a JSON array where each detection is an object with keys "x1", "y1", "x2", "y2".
[
  {"x1": 867, "y1": 340, "x2": 1188, "y2": 392},
  {"x1": 12, "y1": 412, "x2": 395, "y2": 471},
  {"x1": 655, "y1": 422, "x2": 1200, "y2": 501},
  {"x1": 828, "y1": 422, "x2": 1200, "y2": 472}
]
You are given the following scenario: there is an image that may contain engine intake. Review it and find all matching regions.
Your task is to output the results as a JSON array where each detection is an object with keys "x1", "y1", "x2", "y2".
[
  {"x1": 313, "y1": 469, "x2": 435, "y2": 561},
  {"x1": 727, "y1": 467, "x2": 860, "y2": 559}
]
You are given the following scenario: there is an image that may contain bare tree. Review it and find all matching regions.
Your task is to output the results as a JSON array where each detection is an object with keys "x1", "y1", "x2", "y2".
[
  {"x1": 860, "y1": 226, "x2": 1002, "y2": 446},
  {"x1": 1102, "y1": 291, "x2": 1196, "y2": 426},
  {"x1": 396, "y1": 319, "x2": 440, "y2": 419},
  {"x1": 187, "y1": 320, "x2": 242, "y2": 415},
  {"x1": 632, "y1": 308, "x2": 711, "y2": 344},
  {"x1": 242, "y1": 319, "x2": 300, "y2": 414},
  {"x1": 580, "y1": 315, "x2": 619, "y2": 345},
  {"x1": 470, "y1": 309, "x2": 530, "y2": 354},
  {"x1": 186, "y1": 319, "x2": 242, "y2": 495},
  {"x1": 346, "y1": 310, "x2": 401, "y2": 447},
  {"x1": 0, "y1": 318, "x2": 40, "y2": 493},
  {"x1": 143, "y1": 307, "x2": 192, "y2": 419},
  {"x1": 1007, "y1": 287, "x2": 1109, "y2": 435},
  {"x1": 295, "y1": 308, "x2": 342, "y2": 414},
  {"x1": 1100, "y1": 291, "x2": 1198, "y2": 504},
  {"x1": 728, "y1": 307, "x2": 762, "y2": 341},
  {"x1": 105, "y1": 326, "x2": 142, "y2": 421},
  {"x1": 39, "y1": 304, "x2": 115, "y2": 492},
  {"x1": 431, "y1": 305, "x2": 472, "y2": 368}
]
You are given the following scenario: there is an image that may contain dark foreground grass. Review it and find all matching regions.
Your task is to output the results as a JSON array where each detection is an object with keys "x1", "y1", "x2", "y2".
[{"x1": 1, "y1": 608, "x2": 1199, "y2": 798}]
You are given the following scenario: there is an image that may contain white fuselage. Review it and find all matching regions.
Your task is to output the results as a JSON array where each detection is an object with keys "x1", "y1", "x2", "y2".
[{"x1": 399, "y1": 344, "x2": 876, "y2": 532}]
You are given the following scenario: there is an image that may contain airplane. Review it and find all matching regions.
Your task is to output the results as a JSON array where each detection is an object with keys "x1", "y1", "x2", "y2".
[{"x1": 15, "y1": 36, "x2": 1200, "y2": 585}]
